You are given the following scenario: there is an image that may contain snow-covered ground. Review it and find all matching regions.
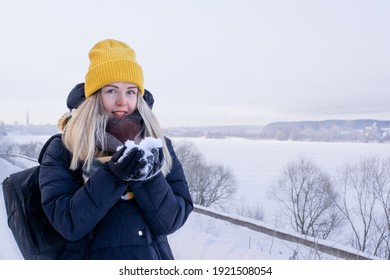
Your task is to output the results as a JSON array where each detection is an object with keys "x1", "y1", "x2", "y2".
[
  {"x1": 174, "y1": 137, "x2": 390, "y2": 222},
  {"x1": 6, "y1": 134, "x2": 390, "y2": 221},
  {"x1": 0, "y1": 157, "x2": 372, "y2": 260},
  {"x1": 0, "y1": 157, "x2": 302, "y2": 260},
  {"x1": 2, "y1": 135, "x2": 389, "y2": 260}
]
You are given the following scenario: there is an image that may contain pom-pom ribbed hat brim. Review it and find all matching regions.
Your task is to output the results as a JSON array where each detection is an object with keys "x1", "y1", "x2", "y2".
[{"x1": 85, "y1": 59, "x2": 144, "y2": 97}]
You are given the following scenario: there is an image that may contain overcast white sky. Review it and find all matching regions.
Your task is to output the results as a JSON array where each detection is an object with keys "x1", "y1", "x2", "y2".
[{"x1": 0, "y1": 0, "x2": 389, "y2": 127}]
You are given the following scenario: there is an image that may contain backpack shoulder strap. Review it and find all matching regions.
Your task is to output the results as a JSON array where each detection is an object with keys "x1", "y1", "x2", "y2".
[{"x1": 38, "y1": 133, "x2": 62, "y2": 164}]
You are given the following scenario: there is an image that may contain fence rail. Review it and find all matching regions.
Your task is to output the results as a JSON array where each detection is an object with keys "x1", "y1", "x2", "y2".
[
  {"x1": 193, "y1": 205, "x2": 374, "y2": 260},
  {"x1": 0, "y1": 153, "x2": 38, "y2": 162}
]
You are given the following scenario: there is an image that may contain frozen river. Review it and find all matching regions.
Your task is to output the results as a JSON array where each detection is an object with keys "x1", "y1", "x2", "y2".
[{"x1": 5, "y1": 134, "x2": 390, "y2": 222}]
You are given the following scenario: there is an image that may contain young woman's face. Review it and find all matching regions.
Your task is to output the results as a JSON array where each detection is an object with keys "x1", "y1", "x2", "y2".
[{"x1": 100, "y1": 82, "x2": 138, "y2": 118}]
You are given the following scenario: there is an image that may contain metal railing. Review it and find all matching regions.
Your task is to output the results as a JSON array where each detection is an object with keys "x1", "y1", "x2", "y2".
[
  {"x1": 193, "y1": 205, "x2": 374, "y2": 260},
  {"x1": 0, "y1": 153, "x2": 38, "y2": 162}
]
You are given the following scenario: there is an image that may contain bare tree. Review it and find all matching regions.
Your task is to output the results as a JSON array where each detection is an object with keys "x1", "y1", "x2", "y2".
[
  {"x1": 234, "y1": 199, "x2": 264, "y2": 221},
  {"x1": 0, "y1": 121, "x2": 6, "y2": 136},
  {"x1": 0, "y1": 139, "x2": 16, "y2": 155},
  {"x1": 18, "y1": 142, "x2": 43, "y2": 159},
  {"x1": 174, "y1": 140, "x2": 237, "y2": 209},
  {"x1": 271, "y1": 156, "x2": 343, "y2": 239},
  {"x1": 173, "y1": 140, "x2": 205, "y2": 196},
  {"x1": 336, "y1": 156, "x2": 390, "y2": 259},
  {"x1": 375, "y1": 158, "x2": 390, "y2": 259}
]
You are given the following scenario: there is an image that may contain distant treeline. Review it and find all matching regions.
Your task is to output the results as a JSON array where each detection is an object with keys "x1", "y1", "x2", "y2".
[
  {"x1": 2, "y1": 119, "x2": 390, "y2": 143},
  {"x1": 164, "y1": 125, "x2": 264, "y2": 139},
  {"x1": 0, "y1": 123, "x2": 59, "y2": 136},
  {"x1": 165, "y1": 119, "x2": 390, "y2": 143},
  {"x1": 260, "y1": 119, "x2": 390, "y2": 142}
]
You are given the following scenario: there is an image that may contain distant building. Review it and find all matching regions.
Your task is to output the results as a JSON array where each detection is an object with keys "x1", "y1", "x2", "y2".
[{"x1": 26, "y1": 109, "x2": 29, "y2": 127}]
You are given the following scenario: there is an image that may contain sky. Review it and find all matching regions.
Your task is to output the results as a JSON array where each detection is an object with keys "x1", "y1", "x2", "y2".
[{"x1": 0, "y1": 0, "x2": 389, "y2": 127}]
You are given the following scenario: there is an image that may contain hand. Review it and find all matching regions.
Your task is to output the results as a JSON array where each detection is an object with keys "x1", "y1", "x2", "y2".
[
  {"x1": 144, "y1": 147, "x2": 164, "y2": 180},
  {"x1": 107, "y1": 146, "x2": 147, "y2": 181}
]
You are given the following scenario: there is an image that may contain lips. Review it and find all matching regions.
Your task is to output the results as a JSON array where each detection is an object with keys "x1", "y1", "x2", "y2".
[{"x1": 112, "y1": 111, "x2": 127, "y2": 117}]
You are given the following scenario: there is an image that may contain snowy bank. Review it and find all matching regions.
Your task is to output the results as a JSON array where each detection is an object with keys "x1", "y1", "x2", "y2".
[{"x1": 0, "y1": 157, "x2": 374, "y2": 260}]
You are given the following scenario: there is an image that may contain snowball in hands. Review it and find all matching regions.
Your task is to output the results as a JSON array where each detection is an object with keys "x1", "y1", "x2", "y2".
[{"x1": 117, "y1": 137, "x2": 164, "y2": 181}]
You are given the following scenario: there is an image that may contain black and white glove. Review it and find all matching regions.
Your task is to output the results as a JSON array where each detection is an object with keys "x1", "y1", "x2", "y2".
[
  {"x1": 107, "y1": 146, "x2": 147, "y2": 181},
  {"x1": 144, "y1": 147, "x2": 164, "y2": 180}
]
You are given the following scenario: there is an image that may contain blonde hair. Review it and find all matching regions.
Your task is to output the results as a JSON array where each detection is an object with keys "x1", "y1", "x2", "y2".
[
  {"x1": 137, "y1": 94, "x2": 172, "y2": 175},
  {"x1": 63, "y1": 92, "x2": 172, "y2": 176}
]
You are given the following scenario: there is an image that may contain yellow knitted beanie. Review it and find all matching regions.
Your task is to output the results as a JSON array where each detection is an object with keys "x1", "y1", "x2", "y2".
[{"x1": 85, "y1": 39, "x2": 144, "y2": 98}]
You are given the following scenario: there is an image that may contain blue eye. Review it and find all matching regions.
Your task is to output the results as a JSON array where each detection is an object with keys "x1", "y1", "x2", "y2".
[
  {"x1": 127, "y1": 89, "x2": 136, "y2": 95},
  {"x1": 106, "y1": 89, "x2": 116, "y2": 94}
]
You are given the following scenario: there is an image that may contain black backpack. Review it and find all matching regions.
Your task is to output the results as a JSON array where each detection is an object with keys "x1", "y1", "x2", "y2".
[{"x1": 1, "y1": 134, "x2": 66, "y2": 259}]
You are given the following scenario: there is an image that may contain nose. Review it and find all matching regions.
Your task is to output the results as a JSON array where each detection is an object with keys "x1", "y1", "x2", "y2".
[{"x1": 115, "y1": 92, "x2": 126, "y2": 106}]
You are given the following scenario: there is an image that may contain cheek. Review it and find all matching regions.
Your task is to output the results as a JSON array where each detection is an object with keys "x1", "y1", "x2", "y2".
[
  {"x1": 126, "y1": 97, "x2": 138, "y2": 113},
  {"x1": 101, "y1": 98, "x2": 114, "y2": 114},
  {"x1": 101, "y1": 95, "x2": 119, "y2": 116},
  {"x1": 127, "y1": 101, "x2": 137, "y2": 113}
]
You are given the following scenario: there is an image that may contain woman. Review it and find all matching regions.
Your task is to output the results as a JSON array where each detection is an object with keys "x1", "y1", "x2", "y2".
[{"x1": 39, "y1": 39, "x2": 193, "y2": 259}]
